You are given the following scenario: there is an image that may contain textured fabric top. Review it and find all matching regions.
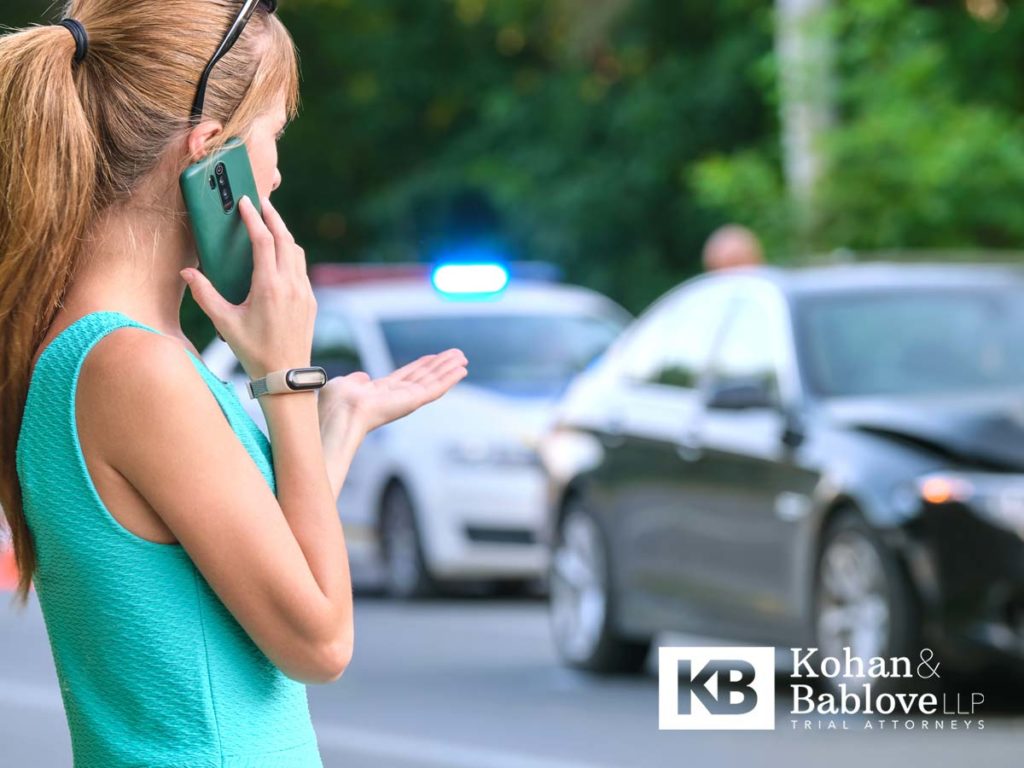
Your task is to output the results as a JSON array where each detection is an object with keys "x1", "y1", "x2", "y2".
[{"x1": 16, "y1": 311, "x2": 323, "y2": 767}]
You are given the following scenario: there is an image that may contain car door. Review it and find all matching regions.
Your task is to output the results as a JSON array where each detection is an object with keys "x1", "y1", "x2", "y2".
[
  {"x1": 683, "y1": 283, "x2": 815, "y2": 640},
  {"x1": 600, "y1": 277, "x2": 739, "y2": 636}
]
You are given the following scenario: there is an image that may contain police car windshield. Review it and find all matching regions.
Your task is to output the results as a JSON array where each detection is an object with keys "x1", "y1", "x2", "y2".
[{"x1": 381, "y1": 314, "x2": 624, "y2": 397}]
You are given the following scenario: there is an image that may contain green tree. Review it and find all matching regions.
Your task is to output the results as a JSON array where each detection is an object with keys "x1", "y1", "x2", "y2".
[
  {"x1": 2, "y1": 0, "x2": 777, "y2": 324},
  {"x1": 280, "y1": 0, "x2": 776, "y2": 311},
  {"x1": 693, "y1": 0, "x2": 1024, "y2": 259}
]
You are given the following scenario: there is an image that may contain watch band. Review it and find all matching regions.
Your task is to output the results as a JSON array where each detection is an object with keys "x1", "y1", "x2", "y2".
[{"x1": 246, "y1": 366, "x2": 328, "y2": 399}]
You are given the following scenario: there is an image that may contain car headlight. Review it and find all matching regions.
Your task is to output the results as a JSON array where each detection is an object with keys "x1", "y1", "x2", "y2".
[
  {"x1": 916, "y1": 471, "x2": 1024, "y2": 537},
  {"x1": 446, "y1": 440, "x2": 540, "y2": 468},
  {"x1": 537, "y1": 427, "x2": 604, "y2": 483}
]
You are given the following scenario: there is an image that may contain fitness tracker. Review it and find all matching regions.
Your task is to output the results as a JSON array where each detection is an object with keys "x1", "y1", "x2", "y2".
[{"x1": 246, "y1": 366, "x2": 328, "y2": 399}]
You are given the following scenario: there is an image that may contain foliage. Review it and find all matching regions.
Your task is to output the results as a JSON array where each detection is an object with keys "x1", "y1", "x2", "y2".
[
  {"x1": 692, "y1": 0, "x2": 1024, "y2": 259},
  {"x1": 278, "y1": 0, "x2": 776, "y2": 312},
  {"x1": 7, "y1": 0, "x2": 1020, "y2": 331},
  {"x1": 3, "y1": 0, "x2": 774, "y2": 327}
]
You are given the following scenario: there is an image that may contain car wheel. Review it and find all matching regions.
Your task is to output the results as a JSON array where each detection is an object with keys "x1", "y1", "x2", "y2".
[
  {"x1": 487, "y1": 578, "x2": 538, "y2": 599},
  {"x1": 549, "y1": 497, "x2": 651, "y2": 674},
  {"x1": 381, "y1": 483, "x2": 436, "y2": 600},
  {"x1": 812, "y1": 509, "x2": 920, "y2": 695}
]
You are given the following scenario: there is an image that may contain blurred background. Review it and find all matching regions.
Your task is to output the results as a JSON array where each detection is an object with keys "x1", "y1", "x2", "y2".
[
  {"x1": 11, "y1": 0, "x2": 1024, "y2": 337},
  {"x1": 5, "y1": 1, "x2": 1024, "y2": 767}
]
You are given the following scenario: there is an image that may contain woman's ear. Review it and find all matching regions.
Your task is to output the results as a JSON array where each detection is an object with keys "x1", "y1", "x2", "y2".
[{"x1": 186, "y1": 119, "x2": 225, "y2": 163}]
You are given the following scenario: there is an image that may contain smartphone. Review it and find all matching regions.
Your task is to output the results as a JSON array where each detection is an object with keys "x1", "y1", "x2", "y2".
[{"x1": 179, "y1": 137, "x2": 262, "y2": 306}]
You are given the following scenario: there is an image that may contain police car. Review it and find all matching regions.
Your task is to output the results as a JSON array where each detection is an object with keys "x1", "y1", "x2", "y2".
[{"x1": 202, "y1": 262, "x2": 630, "y2": 598}]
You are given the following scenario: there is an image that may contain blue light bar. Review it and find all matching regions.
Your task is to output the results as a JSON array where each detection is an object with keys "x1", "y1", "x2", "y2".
[{"x1": 431, "y1": 263, "x2": 509, "y2": 296}]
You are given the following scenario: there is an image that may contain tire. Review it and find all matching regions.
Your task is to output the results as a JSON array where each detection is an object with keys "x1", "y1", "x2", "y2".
[
  {"x1": 548, "y1": 496, "x2": 651, "y2": 675},
  {"x1": 380, "y1": 483, "x2": 437, "y2": 600},
  {"x1": 811, "y1": 509, "x2": 922, "y2": 696},
  {"x1": 487, "y1": 578, "x2": 537, "y2": 599}
]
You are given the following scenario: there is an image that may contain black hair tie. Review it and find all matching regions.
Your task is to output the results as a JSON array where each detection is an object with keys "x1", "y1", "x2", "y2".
[{"x1": 58, "y1": 18, "x2": 89, "y2": 65}]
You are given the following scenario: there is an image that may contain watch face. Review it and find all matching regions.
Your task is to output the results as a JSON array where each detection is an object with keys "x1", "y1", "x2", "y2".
[{"x1": 286, "y1": 367, "x2": 328, "y2": 389}]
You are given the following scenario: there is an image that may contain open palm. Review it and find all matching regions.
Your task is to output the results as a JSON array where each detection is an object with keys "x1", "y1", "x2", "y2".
[{"x1": 319, "y1": 348, "x2": 468, "y2": 435}]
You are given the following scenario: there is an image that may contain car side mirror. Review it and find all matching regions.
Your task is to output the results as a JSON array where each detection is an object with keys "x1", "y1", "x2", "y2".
[{"x1": 705, "y1": 377, "x2": 776, "y2": 411}]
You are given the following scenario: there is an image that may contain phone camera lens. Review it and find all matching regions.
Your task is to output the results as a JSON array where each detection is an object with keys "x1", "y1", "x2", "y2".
[{"x1": 213, "y1": 161, "x2": 235, "y2": 214}]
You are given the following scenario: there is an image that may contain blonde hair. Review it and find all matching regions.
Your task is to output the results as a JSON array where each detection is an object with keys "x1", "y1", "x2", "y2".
[{"x1": 0, "y1": 0, "x2": 300, "y2": 607}]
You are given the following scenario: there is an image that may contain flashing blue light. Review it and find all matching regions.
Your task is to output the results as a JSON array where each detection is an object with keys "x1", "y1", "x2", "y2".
[{"x1": 431, "y1": 263, "x2": 509, "y2": 296}]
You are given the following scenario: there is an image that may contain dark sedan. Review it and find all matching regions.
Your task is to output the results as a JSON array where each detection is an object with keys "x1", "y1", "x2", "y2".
[{"x1": 539, "y1": 263, "x2": 1024, "y2": 691}]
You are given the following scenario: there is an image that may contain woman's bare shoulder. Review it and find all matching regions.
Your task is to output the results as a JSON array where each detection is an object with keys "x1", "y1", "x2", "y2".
[{"x1": 76, "y1": 327, "x2": 212, "y2": 452}]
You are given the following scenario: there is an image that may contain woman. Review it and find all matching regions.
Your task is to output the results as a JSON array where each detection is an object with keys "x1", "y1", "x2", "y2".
[{"x1": 0, "y1": 1, "x2": 467, "y2": 765}]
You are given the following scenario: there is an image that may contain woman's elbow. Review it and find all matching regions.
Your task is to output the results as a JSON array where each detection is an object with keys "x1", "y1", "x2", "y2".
[
  {"x1": 312, "y1": 636, "x2": 352, "y2": 684},
  {"x1": 276, "y1": 635, "x2": 351, "y2": 685}
]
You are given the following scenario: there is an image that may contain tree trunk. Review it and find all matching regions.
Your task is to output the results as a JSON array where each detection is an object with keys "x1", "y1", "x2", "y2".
[{"x1": 775, "y1": 0, "x2": 835, "y2": 242}]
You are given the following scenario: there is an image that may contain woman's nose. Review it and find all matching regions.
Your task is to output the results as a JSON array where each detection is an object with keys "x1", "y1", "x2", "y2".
[{"x1": 271, "y1": 169, "x2": 282, "y2": 192}]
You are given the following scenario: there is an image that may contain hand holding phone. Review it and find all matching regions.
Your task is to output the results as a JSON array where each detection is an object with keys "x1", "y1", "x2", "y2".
[
  {"x1": 180, "y1": 137, "x2": 262, "y2": 306},
  {"x1": 180, "y1": 193, "x2": 316, "y2": 382}
]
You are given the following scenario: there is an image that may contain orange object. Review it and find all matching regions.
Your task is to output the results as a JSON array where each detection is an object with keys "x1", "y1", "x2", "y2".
[
  {"x1": 0, "y1": 544, "x2": 23, "y2": 592},
  {"x1": 919, "y1": 475, "x2": 972, "y2": 505}
]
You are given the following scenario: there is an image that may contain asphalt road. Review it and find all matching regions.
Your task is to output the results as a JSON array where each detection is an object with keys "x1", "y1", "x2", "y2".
[{"x1": 2, "y1": 586, "x2": 1022, "y2": 768}]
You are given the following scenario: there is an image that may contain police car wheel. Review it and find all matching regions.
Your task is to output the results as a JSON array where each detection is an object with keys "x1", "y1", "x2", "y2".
[{"x1": 381, "y1": 483, "x2": 436, "y2": 600}]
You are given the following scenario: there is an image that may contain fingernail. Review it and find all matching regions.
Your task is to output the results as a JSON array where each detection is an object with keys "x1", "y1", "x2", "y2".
[
  {"x1": 239, "y1": 195, "x2": 250, "y2": 208},
  {"x1": 179, "y1": 269, "x2": 191, "y2": 282}
]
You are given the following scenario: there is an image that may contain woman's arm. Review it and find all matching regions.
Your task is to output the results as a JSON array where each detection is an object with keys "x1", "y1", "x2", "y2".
[
  {"x1": 137, "y1": 194, "x2": 465, "y2": 684},
  {"x1": 258, "y1": 391, "x2": 361, "y2": 669},
  {"x1": 86, "y1": 330, "x2": 464, "y2": 685},
  {"x1": 85, "y1": 330, "x2": 354, "y2": 684},
  {"x1": 315, "y1": 397, "x2": 364, "y2": 501}
]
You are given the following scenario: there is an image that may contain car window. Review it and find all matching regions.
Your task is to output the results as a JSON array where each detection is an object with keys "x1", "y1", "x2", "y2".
[
  {"x1": 795, "y1": 288, "x2": 1024, "y2": 397},
  {"x1": 706, "y1": 293, "x2": 783, "y2": 402},
  {"x1": 312, "y1": 311, "x2": 363, "y2": 378},
  {"x1": 619, "y1": 280, "x2": 736, "y2": 390},
  {"x1": 379, "y1": 313, "x2": 625, "y2": 397}
]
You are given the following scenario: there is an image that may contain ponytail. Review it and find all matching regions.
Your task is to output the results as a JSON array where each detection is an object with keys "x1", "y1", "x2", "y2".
[
  {"x1": 0, "y1": 2, "x2": 299, "y2": 609},
  {"x1": 0, "y1": 22, "x2": 98, "y2": 607}
]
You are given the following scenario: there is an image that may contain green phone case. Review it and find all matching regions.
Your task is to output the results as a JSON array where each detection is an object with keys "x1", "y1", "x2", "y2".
[{"x1": 179, "y1": 137, "x2": 262, "y2": 306}]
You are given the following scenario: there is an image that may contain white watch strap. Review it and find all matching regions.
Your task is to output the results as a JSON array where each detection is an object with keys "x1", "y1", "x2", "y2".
[{"x1": 246, "y1": 369, "x2": 291, "y2": 399}]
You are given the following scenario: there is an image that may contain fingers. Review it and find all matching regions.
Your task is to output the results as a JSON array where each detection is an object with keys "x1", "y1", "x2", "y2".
[
  {"x1": 237, "y1": 195, "x2": 276, "y2": 288},
  {"x1": 406, "y1": 349, "x2": 467, "y2": 386},
  {"x1": 417, "y1": 361, "x2": 468, "y2": 404},
  {"x1": 433, "y1": 357, "x2": 469, "y2": 386},
  {"x1": 397, "y1": 349, "x2": 461, "y2": 377},
  {"x1": 180, "y1": 266, "x2": 234, "y2": 333},
  {"x1": 442, "y1": 364, "x2": 469, "y2": 390},
  {"x1": 260, "y1": 195, "x2": 305, "y2": 280},
  {"x1": 408, "y1": 353, "x2": 468, "y2": 394},
  {"x1": 389, "y1": 353, "x2": 439, "y2": 382}
]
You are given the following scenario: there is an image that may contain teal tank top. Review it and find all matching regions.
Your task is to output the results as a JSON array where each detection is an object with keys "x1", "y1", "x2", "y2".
[{"x1": 15, "y1": 310, "x2": 323, "y2": 767}]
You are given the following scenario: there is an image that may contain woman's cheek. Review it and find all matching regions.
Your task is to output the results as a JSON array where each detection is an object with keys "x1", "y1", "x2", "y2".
[
  {"x1": 245, "y1": 139, "x2": 273, "y2": 198},
  {"x1": 256, "y1": 155, "x2": 274, "y2": 199}
]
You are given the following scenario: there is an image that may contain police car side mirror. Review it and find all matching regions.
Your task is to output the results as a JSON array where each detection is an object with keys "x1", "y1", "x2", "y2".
[{"x1": 705, "y1": 378, "x2": 776, "y2": 411}]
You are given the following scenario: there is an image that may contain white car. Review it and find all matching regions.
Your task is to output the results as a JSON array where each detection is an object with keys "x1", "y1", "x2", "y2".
[{"x1": 202, "y1": 263, "x2": 631, "y2": 598}]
